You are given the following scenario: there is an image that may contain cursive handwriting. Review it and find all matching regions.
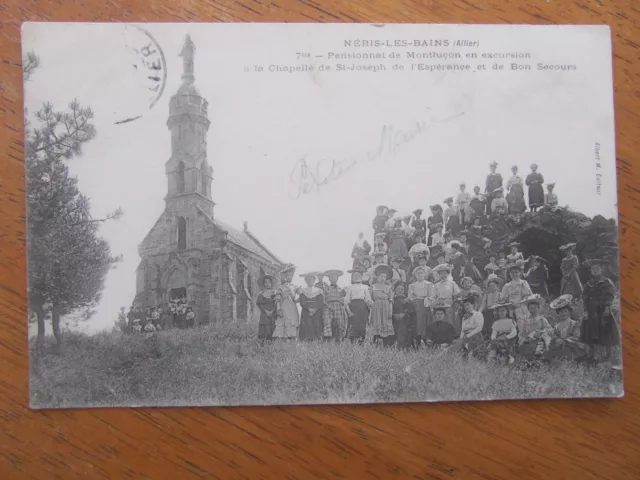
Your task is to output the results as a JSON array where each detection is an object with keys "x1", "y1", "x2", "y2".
[
  {"x1": 289, "y1": 107, "x2": 465, "y2": 199},
  {"x1": 289, "y1": 157, "x2": 358, "y2": 199}
]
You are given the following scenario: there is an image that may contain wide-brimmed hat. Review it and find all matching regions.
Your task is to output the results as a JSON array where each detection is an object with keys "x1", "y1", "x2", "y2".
[
  {"x1": 493, "y1": 186, "x2": 504, "y2": 194},
  {"x1": 559, "y1": 242, "x2": 577, "y2": 251},
  {"x1": 377, "y1": 205, "x2": 388, "y2": 212},
  {"x1": 430, "y1": 204, "x2": 442, "y2": 211},
  {"x1": 347, "y1": 267, "x2": 366, "y2": 274},
  {"x1": 390, "y1": 256, "x2": 403, "y2": 264},
  {"x1": 413, "y1": 208, "x2": 423, "y2": 215},
  {"x1": 373, "y1": 250, "x2": 386, "y2": 257},
  {"x1": 508, "y1": 259, "x2": 527, "y2": 270},
  {"x1": 459, "y1": 276, "x2": 474, "y2": 285},
  {"x1": 443, "y1": 196, "x2": 454, "y2": 204},
  {"x1": 430, "y1": 302, "x2": 451, "y2": 313},
  {"x1": 412, "y1": 266, "x2": 427, "y2": 276},
  {"x1": 280, "y1": 263, "x2": 296, "y2": 274},
  {"x1": 257, "y1": 274, "x2": 277, "y2": 290},
  {"x1": 374, "y1": 264, "x2": 393, "y2": 279},
  {"x1": 547, "y1": 182, "x2": 556, "y2": 188},
  {"x1": 403, "y1": 214, "x2": 412, "y2": 221},
  {"x1": 583, "y1": 258, "x2": 611, "y2": 268},
  {"x1": 520, "y1": 294, "x2": 545, "y2": 308},
  {"x1": 388, "y1": 208, "x2": 397, "y2": 213},
  {"x1": 447, "y1": 240, "x2": 464, "y2": 250},
  {"x1": 528, "y1": 255, "x2": 547, "y2": 264},
  {"x1": 530, "y1": 163, "x2": 538, "y2": 169},
  {"x1": 433, "y1": 263, "x2": 453, "y2": 273},
  {"x1": 460, "y1": 181, "x2": 466, "y2": 187},
  {"x1": 484, "y1": 274, "x2": 504, "y2": 288},
  {"x1": 359, "y1": 255, "x2": 373, "y2": 265},
  {"x1": 489, "y1": 161, "x2": 498, "y2": 167},
  {"x1": 550, "y1": 294, "x2": 573, "y2": 310},
  {"x1": 323, "y1": 269, "x2": 344, "y2": 278},
  {"x1": 375, "y1": 232, "x2": 386, "y2": 240},
  {"x1": 460, "y1": 292, "x2": 479, "y2": 304},
  {"x1": 299, "y1": 272, "x2": 318, "y2": 280},
  {"x1": 507, "y1": 241, "x2": 520, "y2": 248},
  {"x1": 490, "y1": 300, "x2": 514, "y2": 310}
]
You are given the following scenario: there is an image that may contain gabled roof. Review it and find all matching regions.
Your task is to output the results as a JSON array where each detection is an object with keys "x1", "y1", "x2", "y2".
[{"x1": 195, "y1": 206, "x2": 284, "y2": 266}]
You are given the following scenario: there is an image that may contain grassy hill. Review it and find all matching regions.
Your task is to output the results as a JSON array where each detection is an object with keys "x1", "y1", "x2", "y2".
[{"x1": 30, "y1": 323, "x2": 622, "y2": 409}]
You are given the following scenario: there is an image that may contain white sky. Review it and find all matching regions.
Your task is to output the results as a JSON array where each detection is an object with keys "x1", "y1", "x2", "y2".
[{"x1": 22, "y1": 23, "x2": 617, "y2": 334}]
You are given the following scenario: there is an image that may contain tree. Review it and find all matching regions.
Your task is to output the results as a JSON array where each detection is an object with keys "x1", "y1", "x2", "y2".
[{"x1": 24, "y1": 53, "x2": 122, "y2": 346}]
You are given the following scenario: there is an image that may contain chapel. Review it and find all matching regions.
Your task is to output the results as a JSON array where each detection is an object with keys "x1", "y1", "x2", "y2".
[{"x1": 134, "y1": 35, "x2": 285, "y2": 326}]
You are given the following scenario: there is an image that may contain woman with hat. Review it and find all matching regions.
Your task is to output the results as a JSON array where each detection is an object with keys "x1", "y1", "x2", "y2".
[
  {"x1": 450, "y1": 292, "x2": 485, "y2": 358},
  {"x1": 545, "y1": 182, "x2": 558, "y2": 208},
  {"x1": 392, "y1": 282, "x2": 417, "y2": 350},
  {"x1": 390, "y1": 256, "x2": 407, "y2": 285},
  {"x1": 344, "y1": 267, "x2": 374, "y2": 344},
  {"x1": 298, "y1": 272, "x2": 325, "y2": 341},
  {"x1": 490, "y1": 186, "x2": 509, "y2": 215},
  {"x1": 448, "y1": 240, "x2": 466, "y2": 282},
  {"x1": 410, "y1": 253, "x2": 435, "y2": 283},
  {"x1": 256, "y1": 273, "x2": 278, "y2": 344},
  {"x1": 544, "y1": 294, "x2": 587, "y2": 361},
  {"x1": 274, "y1": 264, "x2": 300, "y2": 340},
  {"x1": 408, "y1": 265, "x2": 434, "y2": 347},
  {"x1": 470, "y1": 186, "x2": 486, "y2": 222},
  {"x1": 485, "y1": 161, "x2": 503, "y2": 214},
  {"x1": 506, "y1": 165, "x2": 526, "y2": 214},
  {"x1": 526, "y1": 164, "x2": 545, "y2": 212},
  {"x1": 581, "y1": 258, "x2": 619, "y2": 362},
  {"x1": 408, "y1": 231, "x2": 430, "y2": 263},
  {"x1": 443, "y1": 197, "x2": 461, "y2": 236},
  {"x1": 351, "y1": 232, "x2": 372, "y2": 268},
  {"x1": 525, "y1": 255, "x2": 549, "y2": 297},
  {"x1": 517, "y1": 294, "x2": 552, "y2": 358},
  {"x1": 370, "y1": 264, "x2": 395, "y2": 346},
  {"x1": 322, "y1": 270, "x2": 348, "y2": 342},
  {"x1": 458, "y1": 277, "x2": 482, "y2": 309},
  {"x1": 411, "y1": 208, "x2": 427, "y2": 243},
  {"x1": 360, "y1": 255, "x2": 374, "y2": 285},
  {"x1": 560, "y1": 243, "x2": 583, "y2": 298},
  {"x1": 388, "y1": 219, "x2": 409, "y2": 261},
  {"x1": 506, "y1": 242, "x2": 524, "y2": 266},
  {"x1": 402, "y1": 215, "x2": 416, "y2": 248},
  {"x1": 487, "y1": 300, "x2": 517, "y2": 363},
  {"x1": 426, "y1": 302, "x2": 455, "y2": 345},
  {"x1": 430, "y1": 223, "x2": 445, "y2": 248},
  {"x1": 373, "y1": 206, "x2": 388, "y2": 236},
  {"x1": 500, "y1": 260, "x2": 533, "y2": 322},
  {"x1": 429, "y1": 263, "x2": 462, "y2": 334},
  {"x1": 373, "y1": 233, "x2": 388, "y2": 263},
  {"x1": 456, "y1": 181, "x2": 472, "y2": 227},
  {"x1": 479, "y1": 274, "x2": 504, "y2": 337},
  {"x1": 427, "y1": 205, "x2": 444, "y2": 246}
]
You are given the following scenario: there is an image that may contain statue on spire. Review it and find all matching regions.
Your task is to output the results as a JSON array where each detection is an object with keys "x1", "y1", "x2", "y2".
[{"x1": 180, "y1": 34, "x2": 195, "y2": 86}]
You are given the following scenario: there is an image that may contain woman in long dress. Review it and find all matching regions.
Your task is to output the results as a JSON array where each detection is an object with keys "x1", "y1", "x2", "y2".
[
  {"x1": 344, "y1": 267, "x2": 373, "y2": 344},
  {"x1": 525, "y1": 255, "x2": 549, "y2": 297},
  {"x1": 274, "y1": 264, "x2": 300, "y2": 340},
  {"x1": 444, "y1": 197, "x2": 461, "y2": 236},
  {"x1": 322, "y1": 269, "x2": 348, "y2": 341},
  {"x1": 479, "y1": 274, "x2": 503, "y2": 338},
  {"x1": 525, "y1": 163, "x2": 545, "y2": 212},
  {"x1": 408, "y1": 266, "x2": 433, "y2": 347},
  {"x1": 560, "y1": 243, "x2": 583, "y2": 298},
  {"x1": 580, "y1": 259, "x2": 619, "y2": 361},
  {"x1": 506, "y1": 165, "x2": 526, "y2": 213},
  {"x1": 516, "y1": 294, "x2": 553, "y2": 359},
  {"x1": 427, "y1": 205, "x2": 444, "y2": 246},
  {"x1": 388, "y1": 219, "x2": 409, "y2": 260},
  {"x1": 256, "y1": 274, "x2": 277, "y2": 343},
  {"x1": 544, "y1": 294, "x2": 588, "y2": 361},
  {"x1": 370, "y1": 264, "x2": 395, "y2": 346},
  {"x1": 430, "y1": 263, "x2": 462, "y2": 334},
  {"x1": 500, "y1": 260, "x2": 533, "y2": 321},
  {"x1": 298, "y1": 273, "x2": 325, "y2": 341},
  {"x1": 392, "y1": 282, "x2": 416, "y2": 350}
]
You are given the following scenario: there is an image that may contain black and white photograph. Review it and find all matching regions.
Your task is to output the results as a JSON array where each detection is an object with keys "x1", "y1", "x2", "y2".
[{"x1": 23, "y1": 23, "x2": 622, "y2": 408}]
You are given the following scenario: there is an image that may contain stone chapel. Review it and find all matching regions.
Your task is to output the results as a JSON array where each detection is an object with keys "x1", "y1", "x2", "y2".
[{"x1": 134, "y1": 35, "x2": 285, "y2": 326}]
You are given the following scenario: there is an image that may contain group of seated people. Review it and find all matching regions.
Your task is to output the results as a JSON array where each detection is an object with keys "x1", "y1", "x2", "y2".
[{"x1": 126, "y1": 297, "x2": 195, "y2": 333}]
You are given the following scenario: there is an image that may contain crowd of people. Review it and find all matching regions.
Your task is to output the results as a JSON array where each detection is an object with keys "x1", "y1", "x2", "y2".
[
  {"x1": 125, "y1": 296, "x2": 195, "y2": 333},
  {"x1": 255, "y1": 162, "x2": 619, "y2": 366}
]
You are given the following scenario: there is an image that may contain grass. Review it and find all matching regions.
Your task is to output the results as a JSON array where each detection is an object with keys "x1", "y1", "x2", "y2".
[{"x1": 29, "y1": 323, "x2": 623, "y2": 409}]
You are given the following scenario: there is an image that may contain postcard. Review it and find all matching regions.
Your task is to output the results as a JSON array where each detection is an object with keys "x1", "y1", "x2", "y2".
[{"x1": 22, "y1": 22, "x2": 622, "y2": 408}]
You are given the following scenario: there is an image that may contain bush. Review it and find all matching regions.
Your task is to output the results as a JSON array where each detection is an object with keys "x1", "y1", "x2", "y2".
[{"x1": 29, "y1": 325, "x2": 622, "y2": 409}]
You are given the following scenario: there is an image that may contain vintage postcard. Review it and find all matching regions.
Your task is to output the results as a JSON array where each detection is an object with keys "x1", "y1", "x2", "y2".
[{"x1": 23, "y1": 23, "x2": 622, "y2": 408}]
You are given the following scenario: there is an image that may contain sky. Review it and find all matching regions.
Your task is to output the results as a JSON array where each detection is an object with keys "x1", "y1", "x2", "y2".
[{"x1": 22, "y1": 23, "x2": 617, "y2": 334}]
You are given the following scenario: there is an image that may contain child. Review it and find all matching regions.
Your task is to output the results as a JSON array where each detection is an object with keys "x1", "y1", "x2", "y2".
[
  {"x1": 408, "y1": 266, "x2": 434, "y2": 347},
  {"x1": 491, "y1": 186, "x2": 509, "y2": 215},
  {"x1": 456, "y1": 181, "x2": 472, "y2": 226},
  {"x1": 392, "y1": 282, "x2": 416, "y2": 350},
  {"x1": 370, "y1": 264, "x2": 395, "y2": 346},
  {"x1": 488, "y1": 301, "x2": 517, "y2": 363},
  {"x1": 525, "y1": 255, "x2": 549, "y2": 297},
  {"x1": 344, "y1": 267, "x2": 373, "y2": 344},
  {"x1": 298, "y1": 272, "x2": 325, "y2": 341},
  {"x1": 517, "y1": 294, "x2": 552, "y2": 358},
  {"x1": 256, "y1": 274, "x2": 278, "y2": 344},
  {"x1": 322, "y1": 269, "x2": 348, "y2": 341},
  {"x1": 545, "y1": 294, "x2": 588, "y2": 361}
]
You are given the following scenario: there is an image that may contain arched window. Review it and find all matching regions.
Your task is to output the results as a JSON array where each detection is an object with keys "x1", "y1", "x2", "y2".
[
  {"x1": 200, "y1": 161, "x2": 207, "y2": 196},
  {"x1": 177, "y1": 217, "x2": 187, "y2": 250},
  {"x1": 176, "y1": 161, "x2": 185, "y2": 193}
]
